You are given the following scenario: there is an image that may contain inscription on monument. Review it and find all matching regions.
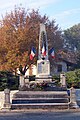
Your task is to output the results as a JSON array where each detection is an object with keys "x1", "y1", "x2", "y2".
[
  {"x1": 38, "y1": 61, "x2": 49, "y2": 74},
  {"x1": 42, "y1": 62, "x2": 49, "y2": 73}
]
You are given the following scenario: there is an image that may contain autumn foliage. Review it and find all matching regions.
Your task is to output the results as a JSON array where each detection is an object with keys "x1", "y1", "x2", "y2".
[{"x1": 0, "y1": 7, "x2": 63, "y2": 73}]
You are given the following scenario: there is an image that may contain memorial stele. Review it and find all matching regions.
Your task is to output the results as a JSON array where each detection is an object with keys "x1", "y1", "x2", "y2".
[{"x1": 36, "y1": 24, "x2": 52, "y2": 82}]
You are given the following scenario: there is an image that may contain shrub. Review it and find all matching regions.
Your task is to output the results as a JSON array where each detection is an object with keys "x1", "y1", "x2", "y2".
[
  {"x1": 0, "y1": 71, "x2": 19, "y2": 91},
  {"x1": 66, "y1": 69, "x2": 80, "y2": 88}
]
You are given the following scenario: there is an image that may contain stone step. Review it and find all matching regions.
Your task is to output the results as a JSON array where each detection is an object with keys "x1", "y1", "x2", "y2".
[
  {"x1": 11, "y1": 103, "x2": 69, "y2": 109},
  {"x1": 13, "y1": 91, "x2": 68, "y2": 98},
  {"x1": 12, "y1": 98, "x2": 69, "y2": 104},
  {"x1": 11, "y1": 90, "x2": 69, "y2": 110}
]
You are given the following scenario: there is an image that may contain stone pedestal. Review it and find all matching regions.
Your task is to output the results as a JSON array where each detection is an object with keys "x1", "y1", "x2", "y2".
[
  {"x1": 69, "y1": 87, "x2": 79, "y2": 109},
  {"x1": 3, "y1": 88, "x2": 11, "y2": 110}
]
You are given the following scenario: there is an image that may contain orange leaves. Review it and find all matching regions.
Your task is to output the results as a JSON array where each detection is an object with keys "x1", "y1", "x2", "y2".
[{"x1": 0, "y1": 7, "x2": 62, "y2": 72}]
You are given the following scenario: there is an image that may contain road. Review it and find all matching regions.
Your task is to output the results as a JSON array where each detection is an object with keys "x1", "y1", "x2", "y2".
[{"x1": 0, "y1": 109, "x2": 80, "y2": 120}]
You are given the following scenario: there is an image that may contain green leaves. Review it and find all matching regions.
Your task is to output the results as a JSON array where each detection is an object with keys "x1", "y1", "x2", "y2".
[
  {"x1": 0, "y1": 71, "x2": 19, "y2": 90},
  {"x1": 64, "y1": 24, "x2": 80, "y2": 51},
  {"x1": 66, "y1": 69, "x2": 80, "y2": 88}
]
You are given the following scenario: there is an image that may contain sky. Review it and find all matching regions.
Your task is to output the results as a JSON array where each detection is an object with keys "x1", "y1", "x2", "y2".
[{"x1": 0, "y1": 0, "x2": 80, "y2": 30}]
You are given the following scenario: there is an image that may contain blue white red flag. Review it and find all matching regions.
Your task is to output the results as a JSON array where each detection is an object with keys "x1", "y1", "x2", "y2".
[
  {"x1": 42, "y1": 44, "x2": 46, "y2": 57},
  {"x1": 49, "y1": 48, "x2": 55, "y2": 58},
  {"x1": 30, "y1": 47, "x2": 36, "y2": 60}
]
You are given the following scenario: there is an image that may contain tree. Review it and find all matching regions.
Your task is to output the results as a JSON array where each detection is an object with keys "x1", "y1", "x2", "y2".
[
  {"x1": 63, "y1": 23, "x2": 80, "y2": 51},
  {"x1": 63, "y1": 24, "x2": 80, "y2": 69},
  {"x1": 0, "y1": 7, "x2": 63, "y2": 72}
]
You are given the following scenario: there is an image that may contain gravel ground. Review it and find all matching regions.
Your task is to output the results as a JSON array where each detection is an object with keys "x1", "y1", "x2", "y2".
[{"x1": 0, "y1": 109, "x2": 80, "y2": 120}]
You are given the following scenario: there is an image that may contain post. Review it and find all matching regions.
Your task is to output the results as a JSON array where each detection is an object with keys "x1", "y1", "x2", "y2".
[
  {"x1": 3, "y1": 88, "x2": 11, "y2": 110},
  {"x1": 69, "y1": 87, "x2": 79, "y2": 109},
  {"x1": 60, "y1": 73, "x2": 66, "y2": 87},
  {"x1": 19, "y1": 75, "x2": 25, "y2": 87}
]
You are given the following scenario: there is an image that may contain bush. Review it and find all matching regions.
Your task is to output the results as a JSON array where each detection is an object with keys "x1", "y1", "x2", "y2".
[
  {"x1": 52, "y1": 74, "x2": 60, "y2": 86},
  {"x1": 66, "y1": 69, "x2": 80, "y2": 88},
  {"x1": 0, "y1": 71, "x2": 19, "y2": 91}
]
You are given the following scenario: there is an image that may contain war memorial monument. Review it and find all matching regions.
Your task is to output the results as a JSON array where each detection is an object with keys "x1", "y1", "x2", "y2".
[{"x1": 3, "y1": 24, "x2": 79, "y2": 110}]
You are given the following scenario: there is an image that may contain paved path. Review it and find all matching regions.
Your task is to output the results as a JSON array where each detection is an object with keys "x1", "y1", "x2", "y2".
[{"x1": 0, "y1": 109, "x2": 80, "y2": 120}]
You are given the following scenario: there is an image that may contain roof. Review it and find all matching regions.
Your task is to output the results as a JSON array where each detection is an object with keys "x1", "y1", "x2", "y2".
[{"x1": 56, "y1": 50, "x2": 77, "y2": 64}]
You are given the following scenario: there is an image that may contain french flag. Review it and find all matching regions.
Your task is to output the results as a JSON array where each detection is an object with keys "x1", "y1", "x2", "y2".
[
  {"x1": 42, "y1": 44, "x2": 46, "y2": 57},
  {"x1": 30, "y1": 47, "x2": 36, "y2": 60},
  {"x1": 49, "y1": 48, "x2": 55, "y2": 58}
]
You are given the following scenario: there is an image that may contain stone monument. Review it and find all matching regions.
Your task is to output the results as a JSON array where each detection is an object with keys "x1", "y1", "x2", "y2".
[
  {"x1": 36, "y1": 24, "x2": 52, "y2": 82},
  {"x1": 11, "y1": 24, "x2": 69, "y2": 110}
]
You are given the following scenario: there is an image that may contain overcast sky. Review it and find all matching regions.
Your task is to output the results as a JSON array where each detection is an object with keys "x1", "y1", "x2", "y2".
[{"x1": 0, "y1": 0, "x2": 80, "y2": 30}]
